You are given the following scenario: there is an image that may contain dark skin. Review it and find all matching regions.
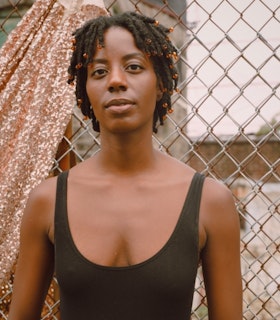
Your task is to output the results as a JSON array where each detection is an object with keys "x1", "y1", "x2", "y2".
[{"x1": 8, "y1": 27, "x2": 242, "y2": 320}]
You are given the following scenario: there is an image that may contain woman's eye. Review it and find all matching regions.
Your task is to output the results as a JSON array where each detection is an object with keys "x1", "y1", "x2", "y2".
[
  {"x1": 127, "y1": 64, "x2": 143, "y2": 72},
  {"x1": 92, "y1": 69, "x2": 107, "y2": 77}
]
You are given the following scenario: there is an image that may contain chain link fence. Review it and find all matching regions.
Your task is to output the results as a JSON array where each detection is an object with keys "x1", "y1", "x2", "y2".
[{"x1": 1, "y1": 0, "x2": 279, "y2": 319}]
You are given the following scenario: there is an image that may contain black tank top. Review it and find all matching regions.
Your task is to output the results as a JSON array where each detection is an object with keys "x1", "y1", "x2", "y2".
[{"x1": 54, "y1": 171, "x2": 205, "y2": 320}]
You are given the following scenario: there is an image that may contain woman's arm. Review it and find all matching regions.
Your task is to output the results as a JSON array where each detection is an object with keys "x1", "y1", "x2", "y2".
[
  {"x1": 200, "y1": 178, "x2": 243, "y2": 320},
  {"x1": 8, "y1": 179, "x2": 56, "y2": 320}
]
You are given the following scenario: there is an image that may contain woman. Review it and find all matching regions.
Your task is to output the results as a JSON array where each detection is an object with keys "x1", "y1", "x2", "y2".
[{"x1": 8, "y1": 12, "x2": 242, "y2": 320}]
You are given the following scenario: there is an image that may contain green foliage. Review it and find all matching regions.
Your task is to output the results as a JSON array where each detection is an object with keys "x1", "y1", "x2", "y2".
[{"x1": 256, "y1": 116, "x2": 280, "y2": 136}]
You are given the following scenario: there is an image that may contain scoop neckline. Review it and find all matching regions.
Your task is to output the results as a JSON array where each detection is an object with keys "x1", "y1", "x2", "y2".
[{"x1": 62, "y1": 171, "x2": 197, "y2": 271}]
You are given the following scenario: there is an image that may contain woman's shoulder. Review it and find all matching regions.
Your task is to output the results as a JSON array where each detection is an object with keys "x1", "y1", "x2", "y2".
[
  {"x1": 27, "y1": 175, "x2": 58, "y2": 207},
  {"x1": 22, "y1": 176, "x2": 58, "y2": 236},
  {"x1": 199, "y1": 176, "x2": 239, "y2": 239},
  {"x1": 202, "y1": 176, "x2": 235, "y2": 208},
  {"x1": 158, "y1": 154, "x2": 239, "y2": 234}
]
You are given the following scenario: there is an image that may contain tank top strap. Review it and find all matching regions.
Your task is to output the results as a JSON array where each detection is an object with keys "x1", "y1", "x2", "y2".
[
  {"x1": 54, "y1": 170, "x2": 69, "y2": 242},
  {"x1": 181, "y1": 172, "x2": 205, "y2": 229},
  {"x1": 188, "y1": 172, "x2": 205, "y2": 207}
]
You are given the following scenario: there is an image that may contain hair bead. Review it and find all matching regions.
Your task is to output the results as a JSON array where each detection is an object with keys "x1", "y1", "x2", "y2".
[
  {"x1": 67, "y1": 74, "x2": 74, "y2": 85},
  {"x1": 172, "y1": 52, "x2": 178, "y2": 60},
  {"x1": 77, "y1": 99, "x2": 83, "y2": 108},
  {"x1": 75, "y1": 63, "x2": 83, "y2": 69}
]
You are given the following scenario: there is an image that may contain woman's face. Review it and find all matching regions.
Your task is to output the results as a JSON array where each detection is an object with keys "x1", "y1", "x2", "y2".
[{"x1": 86, "y1": 26, "x2": 162, "y2": 134}]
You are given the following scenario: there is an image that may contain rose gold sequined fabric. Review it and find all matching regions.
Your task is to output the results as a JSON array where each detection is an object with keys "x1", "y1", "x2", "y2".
[{"x1": 0, "y1": 0, "x2": 107, "y2": 285}]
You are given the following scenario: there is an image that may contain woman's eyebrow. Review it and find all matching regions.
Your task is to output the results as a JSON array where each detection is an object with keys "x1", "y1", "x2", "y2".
[
  {"x1": 90, "y1": 58, "x2": 108, "y2": 65},
  {"x1": 122, "y1": 52, "x2": 146, "y2": 60},
  {"x1": 91, "y1": 52, "x2": 146, "y2": 65}
]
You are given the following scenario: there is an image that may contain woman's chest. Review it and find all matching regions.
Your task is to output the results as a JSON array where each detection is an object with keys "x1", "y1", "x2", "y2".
[{"x1": 66, "y1": 179, "x2": 190, "y2": 267}]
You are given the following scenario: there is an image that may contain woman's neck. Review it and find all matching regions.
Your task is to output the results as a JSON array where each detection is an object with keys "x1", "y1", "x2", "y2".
[{"x1": 96, "y1": 130, "x2": 158, "y2": 176}]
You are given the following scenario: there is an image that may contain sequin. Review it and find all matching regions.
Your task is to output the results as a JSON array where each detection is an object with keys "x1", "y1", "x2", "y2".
[{"x1": 0, "y1": 0, "x2": 107, "y2": 287}]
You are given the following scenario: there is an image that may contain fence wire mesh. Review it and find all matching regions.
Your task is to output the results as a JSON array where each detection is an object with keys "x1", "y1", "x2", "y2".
[{"x1": 0, "y1": 0, "x2": 279, "y2": 319}]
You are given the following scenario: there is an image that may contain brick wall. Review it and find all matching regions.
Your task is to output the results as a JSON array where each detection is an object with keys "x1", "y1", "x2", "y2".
[{"x1": 187, "y1": 135, "x2": 280, "y2": 183}]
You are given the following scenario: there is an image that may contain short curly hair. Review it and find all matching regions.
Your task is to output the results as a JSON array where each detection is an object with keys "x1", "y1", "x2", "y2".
[{"x1": 68, "y1": 11, "x2": 179, "y2": 133}]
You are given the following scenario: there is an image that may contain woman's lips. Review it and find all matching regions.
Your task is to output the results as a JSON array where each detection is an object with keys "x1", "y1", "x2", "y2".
[{"x1": 105, "y1": 99, "x2": 135, "y2": 114}]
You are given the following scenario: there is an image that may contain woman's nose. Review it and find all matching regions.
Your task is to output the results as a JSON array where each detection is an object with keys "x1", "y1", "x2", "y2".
[{"x1": 108, "y1": 67, "x2": 127, "y2": 92}]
